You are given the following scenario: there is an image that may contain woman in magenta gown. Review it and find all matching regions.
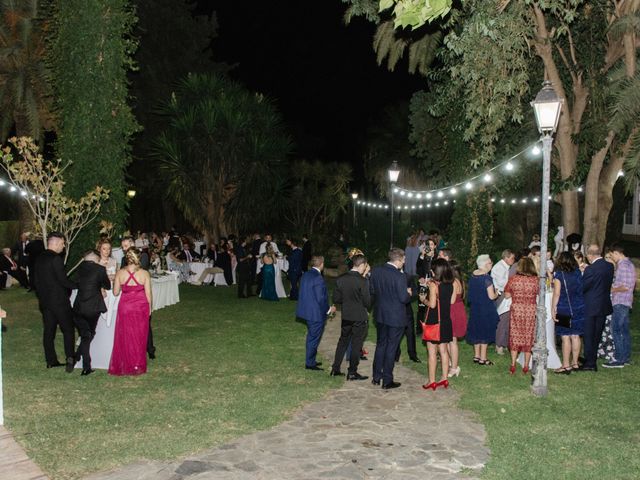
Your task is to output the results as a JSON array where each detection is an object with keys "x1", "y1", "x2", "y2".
[{"x1": 109, "y1": 248, "x2": 152, "y2": 376}]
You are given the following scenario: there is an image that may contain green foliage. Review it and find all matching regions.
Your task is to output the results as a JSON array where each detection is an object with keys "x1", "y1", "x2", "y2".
[
  {"x1": 341, "y1": 0, "x2": 381, "y2": 24},
  {"x1": 155, "y1": 73, "x2": 292, "y2": 239},
  {"x1": 49, "y1": 0, "x2": 140, "y2": 255},
  {"x1": 379, "y1": 0, "x2": 452, "y2": 30},
  {"x1": 0, "y1": 0, "x2": 54, "y2": 141},
  {"x1": 447, "y1": 190, "x2": 494, "y2": 271},
  {"x1": 283, "y1": 159, "x2": 352, "y2": 235}
]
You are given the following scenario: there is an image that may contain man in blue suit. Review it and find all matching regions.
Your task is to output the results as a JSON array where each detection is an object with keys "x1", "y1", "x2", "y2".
[
  {"x1": 296, "y1": 256, "x2": 336, "y2": 370},
  {"x1": 580, "y1": 244, "x2": 615, "y2": 371},
  {"x1": 370, "y1": 248, "x2": 412, "y2": 389},
  {"x1": 286, "y1": 238, "x2": 303, "y2": 300}
]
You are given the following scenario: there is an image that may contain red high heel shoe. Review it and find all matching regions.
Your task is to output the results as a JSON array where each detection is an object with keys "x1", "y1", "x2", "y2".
[
  {"x1": 436, "y1": 379, "x2": 449, "y2": 389},
  {"x1": 509, "y1": 365, "x2": 516, "y2": 375},
  {"x1": 522, "y1": 366, "x2": 530, "y2": 374},
  {"x1": 422, "y1": 382, "x2": 437, "y2": 390}
]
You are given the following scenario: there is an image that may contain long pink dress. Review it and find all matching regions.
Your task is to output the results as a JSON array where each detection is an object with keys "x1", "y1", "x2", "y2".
[{"x1": 108, "y1": 271, "x2": 150, "y2": 376}]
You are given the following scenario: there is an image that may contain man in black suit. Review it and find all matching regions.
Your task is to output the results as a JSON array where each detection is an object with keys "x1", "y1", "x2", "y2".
[
  {"x1": 73, "y1": 252, "x2": 111, "y2": 375},
  {"x1": 395, "y1": 274, "x2": 421, "y2": 363},
  {"x1": 369, "y1": 248, "x2": 412, "y2": 389},
  {"x1": 176, "y1": 240, "x2": 200, "y2": 263},
  {"x1": 301, "y1": 234, "x2": 312, "y2": 272},
  {"x1": 13, "y1": 232, "x2": 30, "y2": 269},
  {"x1": 25, "y1": 237, "x2": 45, "y2": 291},
  {"x1": 120, "y1": 236, "x2": 155, "y2": 358},
  {"x1": 1, "y1": 247, "x2": 29, "y2": 288},
  {"x1": 235, "y1": 236, "x2": 253, "y2": 298},
  {"x1": 251, "y1": 233, "x2": 262, "y2": 295},
  {"x1": 34, "y1": 232, "x2": 78, "y2": 371},
  {"x1": 580, "y1": 244, "x2": 615, "y2": 371},
  {"x1": 330, "y1": 254, "x2": 371, "y2": 380}
]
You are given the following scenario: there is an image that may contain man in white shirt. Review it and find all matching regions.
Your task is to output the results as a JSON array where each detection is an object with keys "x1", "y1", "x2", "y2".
[{"x1": 491, "y1": 249, "x2": 515, "y2": 355}]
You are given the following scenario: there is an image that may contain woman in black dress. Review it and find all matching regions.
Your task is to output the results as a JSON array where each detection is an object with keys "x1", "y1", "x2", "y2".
[{"x1": 421, "y1": 258, "x2": 455, "y2": 390}]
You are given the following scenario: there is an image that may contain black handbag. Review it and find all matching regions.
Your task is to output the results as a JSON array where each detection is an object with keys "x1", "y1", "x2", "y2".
[{"x1": 555, "y1": 272, "x2": 573, "y2": 329}]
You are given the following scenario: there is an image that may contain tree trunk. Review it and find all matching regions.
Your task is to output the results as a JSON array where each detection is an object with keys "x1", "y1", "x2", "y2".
[{"x1": 582, "y1": 132, "x2": 615, "y2": 246}]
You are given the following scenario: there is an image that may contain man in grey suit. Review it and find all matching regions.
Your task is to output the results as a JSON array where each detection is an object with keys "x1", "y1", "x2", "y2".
[
  {"x1": 330, "y1": 254, "x2": 371, "y2": 380},
  {"x1": 370, "y1": 248, "x2": 412, "y2": 389}
]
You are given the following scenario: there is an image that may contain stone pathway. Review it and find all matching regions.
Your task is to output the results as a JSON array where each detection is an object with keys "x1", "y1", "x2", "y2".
[
  {"x1": 86, "y1": 316, "x2": 489, "y2": 480},
  {"x1": 0, "y1": 425, "x2": 49, "y2": 480}
]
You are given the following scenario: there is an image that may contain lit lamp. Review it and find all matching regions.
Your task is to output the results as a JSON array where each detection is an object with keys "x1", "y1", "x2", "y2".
[
  {"x1": 351, "y1": 192, "x2": 359, "y2": 226},
  {"x1": 388, "y1": 161, "x2": 400, "y2": 248},
  {"x1": 127, "y1": 190, "x2": 136, "y2": 198},
  {"x1": 530, "y1": 80, "x2": 563, "y2": 397}
]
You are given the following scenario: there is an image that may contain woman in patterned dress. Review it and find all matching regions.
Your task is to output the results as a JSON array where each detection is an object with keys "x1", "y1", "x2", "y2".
[{"x1": 504, "y1": 257, "x2": 539, "y2": 374}]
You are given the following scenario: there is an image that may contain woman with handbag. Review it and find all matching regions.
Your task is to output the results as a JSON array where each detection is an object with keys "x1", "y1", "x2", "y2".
[
  {"x1": 421, "y1": 258, "x2": 455, "y2": 390},
  {"x1": 551, "y1": 252, "x2": 585, "y2": 374},
  {"x1": 503, "y1": 257, "x2": 539, "y2": 374}
]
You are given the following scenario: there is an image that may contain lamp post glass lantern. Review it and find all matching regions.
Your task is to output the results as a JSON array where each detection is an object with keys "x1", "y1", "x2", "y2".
[
  {"x1": 388, "y1": 161, "x2": 400, "y2": 248},
  {"x1": 530, "y1": 80, "x2": 563, "y2": 397},
  {"x1": 351, "y1": 192, "x2": 358, "y2": 226}
]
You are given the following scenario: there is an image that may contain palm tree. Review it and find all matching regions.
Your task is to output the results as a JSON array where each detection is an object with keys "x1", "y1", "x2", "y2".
[
  {"x1": 0, "y1": 0, "x2": 54, "y2": 142},
  {"x1": 155, "y1": 73, "x2": 292, "y2": 242}
]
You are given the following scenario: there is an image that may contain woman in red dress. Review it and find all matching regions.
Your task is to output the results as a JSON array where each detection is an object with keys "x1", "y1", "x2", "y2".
[
  {"x1": 448, "y1": 260, "x2": 467, "y2": 378},
  {"x1": 109, "y1": 248, "x2": 152, "y2": 376},
  {"x1": 504, "y1": 257, "x2": 539, "y2": 374}
]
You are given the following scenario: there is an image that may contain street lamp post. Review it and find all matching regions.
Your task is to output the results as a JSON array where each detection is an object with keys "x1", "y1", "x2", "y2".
[
  {"x1": 388, "y1": 161, "x2": 400, "y2": 249},
  {"x1": 351, "y1": 192, "x2": 359, "y2": 227},
  {"x1": 530, "y1": 80, "x2": 563, "y2": 397}
]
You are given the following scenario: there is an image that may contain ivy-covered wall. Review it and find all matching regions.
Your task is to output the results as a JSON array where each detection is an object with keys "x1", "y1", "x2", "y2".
[{"x1": 50, "y1": 0, "x2": 139, "y2": 254}]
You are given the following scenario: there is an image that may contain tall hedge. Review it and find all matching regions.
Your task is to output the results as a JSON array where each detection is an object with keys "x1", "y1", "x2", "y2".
[{"x1": 50, "y1": 0, "x2": 139, "y2": 253}]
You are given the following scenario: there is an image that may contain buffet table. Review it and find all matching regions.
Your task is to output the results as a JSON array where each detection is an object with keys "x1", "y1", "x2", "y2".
[{"x1": 72, "y1": 271, "x2": 180, "y2": 369}]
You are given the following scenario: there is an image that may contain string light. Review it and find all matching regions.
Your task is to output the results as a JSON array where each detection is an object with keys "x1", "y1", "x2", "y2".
[
  {"x1": 483, "y1": 173, "x2": 492, "y2": 183},
  {"x1": 465, "y1": 182, "x2": 473, "y2": 190},
  {"x1": 505, "y1": 162, "x2": 514, "y2": 171},
  {"x1": 532, "y1": 145, "x2": 541, "y2": 155}
]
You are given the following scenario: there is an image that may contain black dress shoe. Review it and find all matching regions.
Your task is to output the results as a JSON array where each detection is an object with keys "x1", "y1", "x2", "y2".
[
  {"x1": 371, "y1": 379, "x2": 381, "y2": 386},
  {"x1": 577, "y1": 366, "x2": 597, "y2": 372},
  {"x1": 81, "y1": 369, "x2": 95, "y2": 376},
  {"x1": 148, "y1": 352, "x2": 156, "y2": 360},
  {"x1": 315, "y1": 362, "x2": 322, "y2": 367},
  {"x1": 46, "y1": 361, "x2": 64, "y2": 368},
  {"x1": 329, "y1": 370, "x2": 344, "y2": 376},
  {"x1": 360, "y1": 355, "x2": 368, "y2": 361},
  {"x1": 305, "y1": 365, "x2": 324, "y2": 371},
  {"x1": 410, "y1": 357, "x2": 422, "y2": 363},
  {"x1": 382, "y1": 381, "x2": 401, "y2": 390},
  {"x1": 65, "y1": 357, "x2": 75, "y2": 373},
  {"x1": 347, "y1": 372, "x2": 368, "y2": 381}
]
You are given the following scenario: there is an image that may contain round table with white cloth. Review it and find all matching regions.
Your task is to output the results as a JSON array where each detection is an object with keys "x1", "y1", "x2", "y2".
[
  {"x1": 517, "y1": 291, "x2": 562, "y2": 369},
  {"x1": 72, "y1": 271, "x2": 180, "y2": 370}
]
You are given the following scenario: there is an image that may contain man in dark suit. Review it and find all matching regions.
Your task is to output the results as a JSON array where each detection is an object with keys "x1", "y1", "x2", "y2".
[
  {"x1": 34, "y1": 232, "x2": 78, "y2": 371},
  {"x1": 235, "y1": 236, "x2": 253, "y2": 298},
  {"x1": 13, "y1": 232, "x2": 30, "y2": 269},
  {"x1": 73, "y1": 252, "x2": 111, "y2": 375},
  {"x1": 286, "y1": 238, "x2": 303, "y2": 300},
  {"x1": 1, "y1": 247, "x2": 29, "y2": 288},
  {"x1": 25, "y1": 237, "x2": 45, "y2": 291},
  {"x1": 301, "y1": 234, "x2": 312, "y2": 272},
  {"x1": 395, "y1": 274, "x2": 421, "y2": 363},
  {"x1": 580, "y1": 244, "x2": 615, "y2": 371},
  {"x1": 251, "y1": 233, "x2": 263, "y2": 295},
  {"x1": 369, "y1": 248, "x2": 412, "y2": 389},
  {"x1": 176, "y1": 240, "x2": 200, "y2": 263},
  {"x1": 330, "y1": 254, "x2": 371, "y2": 380},
  {"x1": 296, "y1": 255, "x2": 336, "y2": 370}
]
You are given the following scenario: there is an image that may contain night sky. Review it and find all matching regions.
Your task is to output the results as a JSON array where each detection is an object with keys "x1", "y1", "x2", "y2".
[{"x1": 199, "y1": 0, "x2": 424, "y2": 180}]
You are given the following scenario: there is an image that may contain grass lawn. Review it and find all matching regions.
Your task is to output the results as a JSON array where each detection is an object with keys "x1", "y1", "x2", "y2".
[
  {"x1": 0, "y1": 285, "x2": 340, "y2": 480},
  {"x1": 404, "y1": 299, "x2": 640, "y2": 480}
]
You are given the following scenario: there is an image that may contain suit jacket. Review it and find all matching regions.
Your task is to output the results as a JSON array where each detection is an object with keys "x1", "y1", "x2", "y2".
[
  {"x1": 73, "y1": 261, "x2": 111, "y2": 317},
  {"x1": 13, "y1": 240, "x2": 29, "y2": 267},
  {"x1": 582, "y1": 258, "x2": 614, "y2": 316},
  {"x1": 333, "y1": 271, "x2": 371, "y2": 323},
  {"x1": 288, "y1": 248, "x2": 303, "y2": 277},
  {"x1": 0, "y1": 254, "x2": 18, "y2": 273},
  {"x1": 34, "y1": 250, "x2": 78, "y2": 308},
  {"x1": 301, "y1": 241, "x2": 312, "y2": 271},
  {"x1": 369, "y1": 263, "x2": 411, "y2": 327},
  {"x1": 25, "y1": 239, "x2": 44, "y2": 268},
  {"x1": 296, "y1": 268, "x2": 329, "y2": 323},
  {"x1": 176, "y1": 248, "x2": 199, "y2": 262},
  {"x1": 120, "y1": 250, "x2": 150, "y2": 270}
]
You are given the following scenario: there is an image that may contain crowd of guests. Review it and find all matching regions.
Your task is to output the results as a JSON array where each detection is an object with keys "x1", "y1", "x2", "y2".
[{"x1": 294, "y1": 228, "x2": 636, "y2": 392}]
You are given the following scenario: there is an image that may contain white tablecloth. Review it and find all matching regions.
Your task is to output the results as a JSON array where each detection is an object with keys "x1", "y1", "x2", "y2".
[
  {"x1": 71, "y1": 272, "x2": 180, "y2": 369},
  {"x1": 518, "y1": 291, "x2": 562, "y2": 369},
  {"x1": 188, "y1": 261, "x2": 214, "y2": 285}
]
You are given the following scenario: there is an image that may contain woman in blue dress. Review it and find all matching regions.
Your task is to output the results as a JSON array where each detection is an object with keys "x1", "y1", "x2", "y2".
[
  {"x1": 467, "y1": 254, "x2": 500, "y2": 365},
  {"x1": 259, "y1": 253, "x2": 278, "y2": 301},
  {"x1": 551, "y1": 252, "x2": 585, "y2": 374}
]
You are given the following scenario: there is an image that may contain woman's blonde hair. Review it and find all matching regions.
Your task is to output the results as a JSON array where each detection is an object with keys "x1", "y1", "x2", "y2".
[
  {"x1": 96, "y1": 238, "x2": 112, "y2": 254},
  {"x1": 125, "y1": 247, "x2": 141, "y2": 267}
]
